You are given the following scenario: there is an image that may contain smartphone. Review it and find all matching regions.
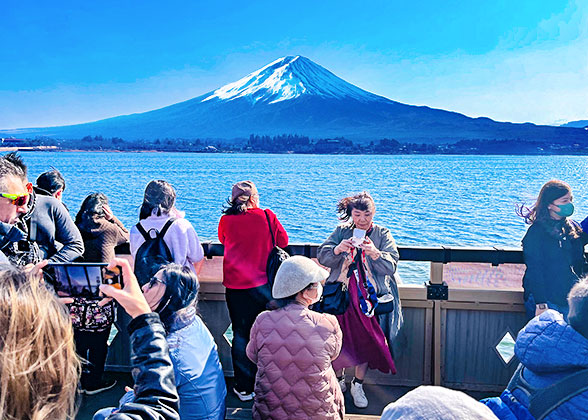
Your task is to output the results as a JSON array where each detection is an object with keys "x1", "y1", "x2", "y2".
[
  {"x1": 351, "y1": 228, "x2": 366, "y2": 247},
  {"x1": 47, "y1": 263, "x2": 123, "y2": 298}
]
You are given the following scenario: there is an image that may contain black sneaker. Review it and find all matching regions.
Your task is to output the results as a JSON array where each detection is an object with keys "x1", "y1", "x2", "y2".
[{"x1": 82, "y1": 379, "x2": 117, "y2": 395}]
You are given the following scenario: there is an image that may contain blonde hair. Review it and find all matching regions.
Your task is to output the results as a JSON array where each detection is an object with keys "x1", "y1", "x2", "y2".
[{"x1": 0, "y1": 264, "x2": 80, "y2": 420}]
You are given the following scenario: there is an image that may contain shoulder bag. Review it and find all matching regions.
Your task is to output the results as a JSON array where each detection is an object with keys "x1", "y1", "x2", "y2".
[{"x1": 264, "y1": 210, "x2": 289, "y2": 288}]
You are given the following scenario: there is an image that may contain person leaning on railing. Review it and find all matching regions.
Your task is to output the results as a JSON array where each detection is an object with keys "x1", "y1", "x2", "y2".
[
  {"x1": 517, "y1": 180, "x2": 588, "y2": 320},
  {"x1": 317, "y1": 191, "x2": 401, "y2": 409},
  {"x1": 0, "y1": 259, "x2": 180, "y2": 420},
  {"x1": 217, "y1": 180, "x2": 288, "y2": 402},
  {"x1": 70, "y1": 193, "x2": 130, "y2": 395}
]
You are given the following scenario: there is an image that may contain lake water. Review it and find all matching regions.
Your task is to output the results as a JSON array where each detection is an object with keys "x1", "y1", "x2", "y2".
[{"x1": 22, "y1": 152, "x2": 588, "y2": 283}]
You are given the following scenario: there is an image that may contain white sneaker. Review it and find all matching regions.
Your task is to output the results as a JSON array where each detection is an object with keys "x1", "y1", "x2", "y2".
[
  {"x1": 338, "y1": 377, "x2": 347, "y2": 393},
  {"x1": 233, "y1": 388, "x2": 255, "y2": 401},
  {"x1": 350, "y1": 381, "x2": 368, "y2": 408}
]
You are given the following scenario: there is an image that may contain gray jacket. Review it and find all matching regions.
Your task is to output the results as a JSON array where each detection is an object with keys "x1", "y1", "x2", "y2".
[{"x1": 317, "y1": 224, "x2": 399, "y2": 296}]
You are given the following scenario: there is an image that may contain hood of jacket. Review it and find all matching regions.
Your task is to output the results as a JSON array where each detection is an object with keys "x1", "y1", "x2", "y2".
[{"x1": 515, "y1": 310, "x2": 588, "y2": 373}]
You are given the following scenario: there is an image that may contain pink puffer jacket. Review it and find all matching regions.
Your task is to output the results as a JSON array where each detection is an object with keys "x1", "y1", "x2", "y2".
[{"x1": 246, "y1": 302, "x2": 344, "y2": 420}]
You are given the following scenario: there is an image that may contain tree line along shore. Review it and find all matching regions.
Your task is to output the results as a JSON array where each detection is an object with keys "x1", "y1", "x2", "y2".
[{"x1": 4, "y1": 133, "x2": 588, "y2": 155}]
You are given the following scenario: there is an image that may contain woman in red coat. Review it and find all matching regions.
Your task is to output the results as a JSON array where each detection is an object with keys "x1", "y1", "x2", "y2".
[{"x1": 218, "y1": 180, "x2": 288, "y2": 401}]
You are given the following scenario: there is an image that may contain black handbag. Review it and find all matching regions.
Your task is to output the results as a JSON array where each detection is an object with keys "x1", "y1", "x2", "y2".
[
  {"x1": 312, "y1": 281, "x2": 349, "y2": 315},
  {"x1": 264, "y1": 210, "x2": 289, "y2": 288}
]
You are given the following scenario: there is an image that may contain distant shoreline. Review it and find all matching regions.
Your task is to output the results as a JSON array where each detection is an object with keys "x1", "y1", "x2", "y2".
[{"x1": 8, "y1": 146, "x2": 588, "y2": 157}]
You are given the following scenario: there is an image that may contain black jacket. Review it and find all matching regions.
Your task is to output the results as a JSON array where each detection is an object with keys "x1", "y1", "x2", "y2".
[
  {"x1": 522, "y1": 221, "x2": 588, "y2": 307},
  {"x1": 108, "y1": 312, "x2": 179, "y2": 420}
]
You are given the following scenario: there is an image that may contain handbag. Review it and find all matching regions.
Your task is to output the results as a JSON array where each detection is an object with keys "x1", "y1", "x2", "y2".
[
  {"x1": 264, "y1": 210, "x2": 289, "y2": 288},
  {"x1": 312, "y1": 281, "x2": 349, "y2": 315},
  {"x1": 69, "y1": 298, "x2": 115, "y2": 332},
  {"x1": 375, "y1": 294, "x2": 394, "y2": 315}
]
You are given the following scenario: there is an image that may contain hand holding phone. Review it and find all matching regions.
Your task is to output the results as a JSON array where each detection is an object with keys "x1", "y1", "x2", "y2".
[
  {"x1": 351, "y1": 228, "x2": 367, "y2": 247},
  {"x1": 48, "y1": 263, "x2": 123, "y2": 299},
  {"x1": 99, "y1": 258, "x2": 151, "y2": 319}
]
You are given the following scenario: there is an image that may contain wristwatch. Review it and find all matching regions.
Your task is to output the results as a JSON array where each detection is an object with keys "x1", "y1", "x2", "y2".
[{"x1": 536, "y1": 303, "x2": 548, "y2": 310}]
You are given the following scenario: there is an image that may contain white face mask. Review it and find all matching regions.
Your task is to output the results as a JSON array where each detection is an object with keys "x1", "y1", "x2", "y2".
[{"x1": 304, "y1": 282, "x2": 323, "y2": 305}]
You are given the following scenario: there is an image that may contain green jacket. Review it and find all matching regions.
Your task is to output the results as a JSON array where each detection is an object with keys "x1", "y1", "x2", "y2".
[{"x1": 317, "y1": 223, "x2": 399, "y2": 296}]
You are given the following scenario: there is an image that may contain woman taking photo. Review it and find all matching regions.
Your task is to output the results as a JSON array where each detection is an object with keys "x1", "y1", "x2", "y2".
[
  {"x1": 96, "y1": 263, "x2": 226, "y2": 420},
  {"x1": 218, "y1": 180, "x2": 288, "y2": 401},
  {"x1": 317, "y1": 191, "x2": 399, "y2": 409},
  {"x1": 518, "y1": 180, "x2": 588, "y2": 320},
  {"x1": 247, "y1": 256, "x2": 344, "y2": 420},
  {"x1": 0, "y1": 259, "x2": 180, "y2": 420}
]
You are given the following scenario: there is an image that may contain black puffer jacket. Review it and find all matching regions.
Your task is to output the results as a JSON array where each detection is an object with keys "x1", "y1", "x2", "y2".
[{"x1": 108, "y1": 312, "x2": 179, "y2": 420}]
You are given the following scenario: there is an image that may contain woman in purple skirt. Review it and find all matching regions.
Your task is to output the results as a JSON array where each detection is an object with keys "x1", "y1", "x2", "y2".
[{"x1": 318, "y1": 192, "x2": 400, "y2": 409}]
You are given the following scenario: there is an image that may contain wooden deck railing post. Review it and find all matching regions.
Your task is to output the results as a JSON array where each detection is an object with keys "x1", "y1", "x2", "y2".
[{"x1": 430, "y1": 262, "x2": 444, "y2": 386}]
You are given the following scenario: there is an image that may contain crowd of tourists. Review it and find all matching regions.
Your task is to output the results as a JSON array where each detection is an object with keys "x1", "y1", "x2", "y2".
[{"x1": 0, "y1": 152, "x2": 586, "y2": 420}]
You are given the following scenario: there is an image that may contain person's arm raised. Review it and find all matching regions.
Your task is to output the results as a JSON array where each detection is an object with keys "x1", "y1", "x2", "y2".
[{"x1": 100, "y1": 258, "x2": 180, "y2": 420}]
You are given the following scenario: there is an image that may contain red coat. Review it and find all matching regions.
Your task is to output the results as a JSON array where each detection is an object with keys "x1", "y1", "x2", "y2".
[{"x1": 218, "y1": 208, "x2": 288, "y2": 289}]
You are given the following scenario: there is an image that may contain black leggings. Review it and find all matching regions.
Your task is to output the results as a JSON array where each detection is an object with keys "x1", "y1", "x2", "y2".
[
  {"x1": 225, "y1": 284, "x2": 271, "y2": 393},
  {"x1": 74, "y1": 328, "x2": 110, "y2": 388}
]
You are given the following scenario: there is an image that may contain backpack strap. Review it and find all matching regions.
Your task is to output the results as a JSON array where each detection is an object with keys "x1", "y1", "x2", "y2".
[
  {"x1": 135, "y1": 218, "x2": 176, "y2": 241},
  {"x1": 264, "y1": 210, "x2": 276, "y2": 247},
  {"x1": 529, "y1": 368, "x2": 588, "y2": 420},
  {"x1": 135, "y1": 222, "x2": 150, "y2": 241},
  {"x1": 158, "y1": 218, "x2": 176, "y2": 238},
  {"x1": 508, "y1": 363, "x2": 588, "y2": 420}
]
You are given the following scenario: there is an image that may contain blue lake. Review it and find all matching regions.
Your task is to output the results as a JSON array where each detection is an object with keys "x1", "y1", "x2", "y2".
[{"x1": 22, "y1": 152, "x2": 588, "y2": 283}]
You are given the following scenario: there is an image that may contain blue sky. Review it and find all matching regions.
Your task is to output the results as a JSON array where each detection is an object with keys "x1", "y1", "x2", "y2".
[{"x1": 1, "y1": 0, "x2": 586, "y2": 128}]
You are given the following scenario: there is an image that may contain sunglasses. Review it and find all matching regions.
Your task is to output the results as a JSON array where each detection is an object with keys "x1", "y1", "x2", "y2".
[{"x1": 1, "y1": 192, "x2": 29, "y2": 206}]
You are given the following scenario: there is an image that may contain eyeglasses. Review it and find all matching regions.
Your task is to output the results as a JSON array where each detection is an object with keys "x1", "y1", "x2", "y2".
[
  {"x1": 148, "y1": 276, "x2": 165, "y2": 287},
  {"x1": 1, "y1": 192, "x2": 29, "y2": 206}
]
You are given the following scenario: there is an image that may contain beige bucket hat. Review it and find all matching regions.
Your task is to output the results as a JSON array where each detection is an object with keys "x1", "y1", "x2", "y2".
[{"x1": 272, "y1": 255, "x2": 329, "y2": 299}]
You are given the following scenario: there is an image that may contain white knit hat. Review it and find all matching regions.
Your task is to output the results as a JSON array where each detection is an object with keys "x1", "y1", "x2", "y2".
[{"x1": 272, "y1": 256, "x2": 329, "y2": 299}]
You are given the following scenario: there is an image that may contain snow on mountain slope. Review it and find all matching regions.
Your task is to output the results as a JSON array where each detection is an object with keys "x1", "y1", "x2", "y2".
[{"x1": 202, "y1": 55, "x2": 385, "y2": 104}]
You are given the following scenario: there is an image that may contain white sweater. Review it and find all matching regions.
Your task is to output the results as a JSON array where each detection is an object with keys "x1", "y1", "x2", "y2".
[{"x1": 130, "y1": 214, "x2": 204, "y2": 274}]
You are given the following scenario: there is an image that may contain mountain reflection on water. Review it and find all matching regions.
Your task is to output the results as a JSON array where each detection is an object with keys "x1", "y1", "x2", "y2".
[{"x1": 24, "y1": 152, "x2": 588, "y2": 283}]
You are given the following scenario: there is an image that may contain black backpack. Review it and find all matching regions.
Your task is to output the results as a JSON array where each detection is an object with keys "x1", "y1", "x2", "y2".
[{"x1": 134, "y1": 218, "x2": 176, "y2": 286}]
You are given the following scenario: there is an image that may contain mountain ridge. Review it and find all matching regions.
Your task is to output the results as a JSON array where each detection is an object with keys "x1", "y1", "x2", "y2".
[{"x1": 1, "y1": 56, "x2": 586, "y2": 144}]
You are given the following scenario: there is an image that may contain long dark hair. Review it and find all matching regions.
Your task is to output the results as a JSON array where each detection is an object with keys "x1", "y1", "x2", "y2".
[
  {"x1": 516, "y1": 180, "x2": 580, "y2": 238},
  {"x1": 154, "y1": 263, "x2": 199, "y2": 328},
  {"x1": 337, "y1": 191, "x2": 375, "y2": 222},
  {"x1": 75, "y1": 193, "x2": 108, "y2": 232},
  {"x1": 139, "y1": 180, "x2": 176, "y2": 220}
]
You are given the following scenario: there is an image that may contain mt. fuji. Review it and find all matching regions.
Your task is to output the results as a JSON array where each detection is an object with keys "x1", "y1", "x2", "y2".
[
  {"x1": 2, "y1": 56, "x2": 585, "y2": 144},
  {"x1": 202, "y1": 56, "x2": 384, "y2": 104}
]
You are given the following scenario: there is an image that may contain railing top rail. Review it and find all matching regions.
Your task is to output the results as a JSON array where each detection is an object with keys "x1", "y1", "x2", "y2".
[{"x1": 200, "y1": 242, "x2": 525, "y2": 265}]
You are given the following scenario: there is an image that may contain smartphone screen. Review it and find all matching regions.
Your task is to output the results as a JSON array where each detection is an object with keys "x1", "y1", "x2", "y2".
[
  {"x1": 49, "y1": 263, "x2": 122, "y2": 298},
  {"x1": 352, "y1": 228, "x2": 366, "y2": 246}
]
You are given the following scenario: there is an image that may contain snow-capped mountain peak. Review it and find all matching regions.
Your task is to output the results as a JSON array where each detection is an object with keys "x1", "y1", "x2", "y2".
[{"x1": 202, "y1": 55, "x2": 382, "y2": 104}]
